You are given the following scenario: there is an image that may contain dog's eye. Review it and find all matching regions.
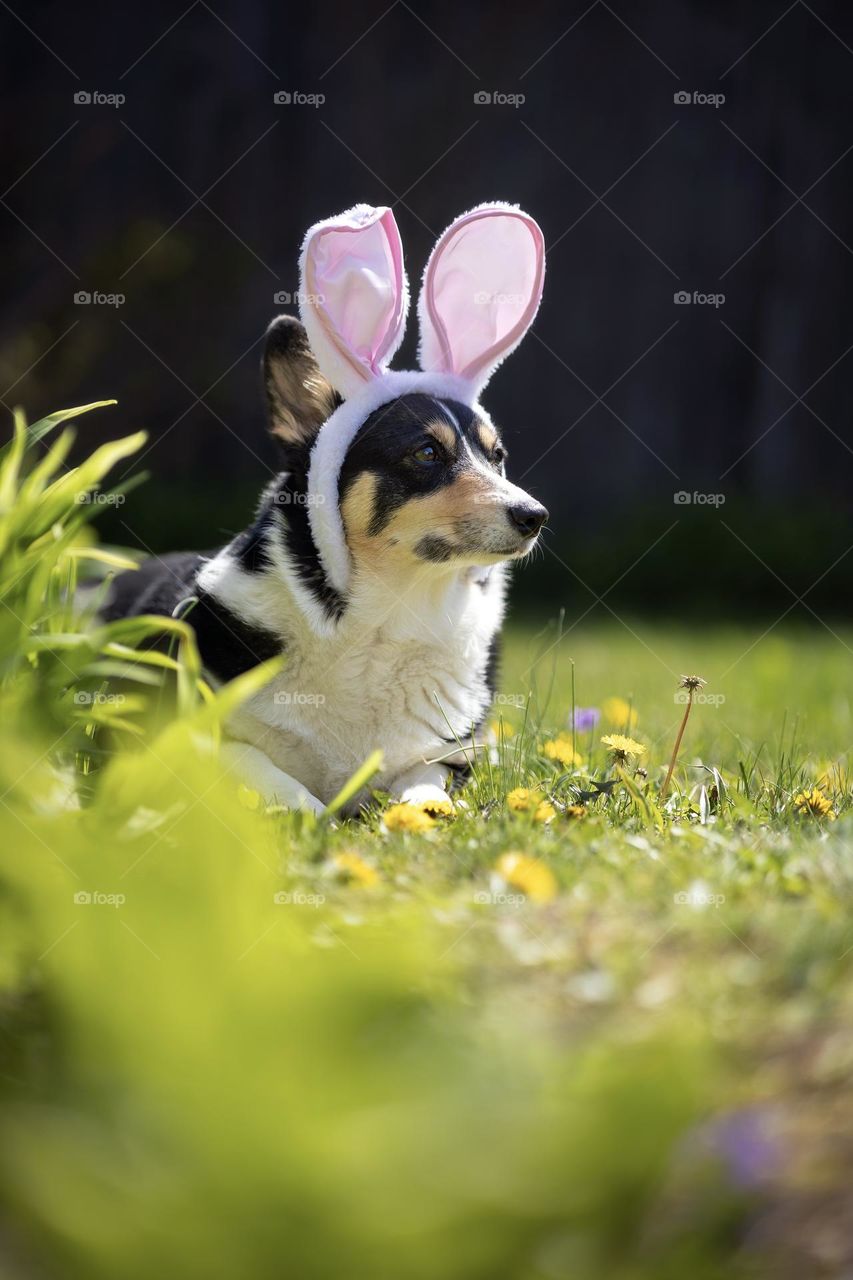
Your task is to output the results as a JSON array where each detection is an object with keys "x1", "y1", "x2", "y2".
[
  {"x1": 492, "y1": 445, "x2": 506, "y2": 466},
  {"x1": 412, "y1": 445, "x2": 439, "y2": 466}
]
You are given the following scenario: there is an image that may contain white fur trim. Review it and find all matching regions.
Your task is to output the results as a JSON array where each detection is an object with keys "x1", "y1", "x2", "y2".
[{"x1": 307, "y1": 369, "x2": 476, "y2": 596}]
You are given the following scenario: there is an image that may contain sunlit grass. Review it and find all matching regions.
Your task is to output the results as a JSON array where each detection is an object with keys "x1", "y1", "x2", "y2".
[{"x1": 1, "y1": 408, "x2": 852, "y2": 1279}]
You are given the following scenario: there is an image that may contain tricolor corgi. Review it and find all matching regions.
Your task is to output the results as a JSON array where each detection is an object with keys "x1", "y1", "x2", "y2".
[{"x1": 102, "y1": 202, "x2": 548, "y2": 813}]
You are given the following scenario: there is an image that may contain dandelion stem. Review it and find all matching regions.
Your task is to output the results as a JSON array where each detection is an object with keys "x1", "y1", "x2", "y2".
[{"x1": 662, "y1": 693, "x2": 693, "y2": 800}]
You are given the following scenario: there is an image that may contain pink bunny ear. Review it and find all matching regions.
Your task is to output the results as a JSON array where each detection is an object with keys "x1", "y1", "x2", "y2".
[
  {"x1": 298, "y1": 204, "x2": 408, "y2": 400},
  {"x1": 418, "y1": 204, "x2": 545, "y2": 393}
]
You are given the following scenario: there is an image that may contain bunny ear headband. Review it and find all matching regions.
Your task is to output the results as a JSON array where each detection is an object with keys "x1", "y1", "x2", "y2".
[{"x1": 298, "y1": 202, "x2": 545, "y2": 597}]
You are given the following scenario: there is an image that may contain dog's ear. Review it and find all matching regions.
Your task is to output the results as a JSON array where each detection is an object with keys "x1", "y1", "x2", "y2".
[{"x1": 263, "y1": 316, "x2": 341, "y2": 461}]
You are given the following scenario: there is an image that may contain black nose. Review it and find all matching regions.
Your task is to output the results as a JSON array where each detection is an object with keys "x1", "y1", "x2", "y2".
[{"x1": 507, "y1": 502, "x2": 549, "y2": 538}]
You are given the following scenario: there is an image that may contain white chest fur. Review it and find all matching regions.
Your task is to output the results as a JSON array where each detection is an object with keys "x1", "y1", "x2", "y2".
[{"x1": 199, "y1": 552, "x2": 505, "y2": 804}]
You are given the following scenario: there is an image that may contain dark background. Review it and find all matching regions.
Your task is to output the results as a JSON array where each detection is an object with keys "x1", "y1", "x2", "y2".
[{"x1": 2, "y1": 0, "x2": 852, "y2": 617}]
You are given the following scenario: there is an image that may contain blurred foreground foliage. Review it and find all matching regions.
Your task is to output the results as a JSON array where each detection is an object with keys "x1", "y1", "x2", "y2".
[{"x1": 1, "y1": 407, "x2": 853, "y2": 1279}]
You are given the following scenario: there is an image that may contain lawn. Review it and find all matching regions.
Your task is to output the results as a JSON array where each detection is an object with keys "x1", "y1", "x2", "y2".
[{"x1": 1, "y1": 407, "x2": 852, "y2": 1279}]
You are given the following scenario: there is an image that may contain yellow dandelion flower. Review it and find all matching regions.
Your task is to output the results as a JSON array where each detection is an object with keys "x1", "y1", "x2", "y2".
[
  {"x1": 488, "y1": 719, "x2": 516, "y2": 739},
  {"x1": 383, "y1": 803, "x2": 436, "y2": 832},
  {"x1": 793, "y1": 788, "x2": 835, "y2": 820},
  {"x1": 534, "y1": 800, "x2": 557, "y2": 824},
  {"x1": 602, "y1": 696, "x2": 638, "y2": 730},
  {"x1": 565, "y1": 804, "x2": 587, "y2": 819},
  {"x1": 333, "y1": 851, "x2": 380, "y2": 886},
  {"x1": 496, "y1": 852, "x2": 557, "y2": 903},
  {"x1": 543, "y1": 733, "x2": 583, "y2": 767},
  {"x1": 507, "y1": 787, "x2": 533, "y2": 812},
  {"x1": 601, "y1": 733, "x2": 647, "y2": 763}
]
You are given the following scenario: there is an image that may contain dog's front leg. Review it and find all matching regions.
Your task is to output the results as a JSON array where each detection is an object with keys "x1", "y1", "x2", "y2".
[
  {"x1": 389, "y1": 761, "x2": 452, "y2": 809},
  {"x1": 221, "y1": 742, "x2": 325, "y2": 815}
]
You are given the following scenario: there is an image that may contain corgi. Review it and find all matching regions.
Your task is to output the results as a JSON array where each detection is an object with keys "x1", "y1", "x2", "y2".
[{"x1": 101, "y1": 202, "x2": 548, "y2": 814}]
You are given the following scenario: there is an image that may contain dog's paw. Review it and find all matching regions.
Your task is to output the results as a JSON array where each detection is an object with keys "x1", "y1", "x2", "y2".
[{"x1": 398, "y1": 784, "x2": 454, "y2": 814}]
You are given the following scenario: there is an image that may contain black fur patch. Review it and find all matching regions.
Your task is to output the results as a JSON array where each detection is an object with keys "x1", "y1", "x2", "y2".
[
  {"x1": 414, "y1": 534, "x2": 454, "y2": 563},
  {"x1": 483, "y1": 632, "x2": 501, "y2": 703},
  {"x1": 101, "y1": 553, "x2": 282, "y2": 682},
  {"x1": 100, "y1": 551, "x2": 203, "y2": 621},
  {"x1": 231, "y1": 507, "x2": 275, "y2": 573},
  {"x1": 267, "y1": 471, "x2": 345, "y2": 620},
  {"x1": 185, "y1": 593, "x2": 281, "y2": 682}
]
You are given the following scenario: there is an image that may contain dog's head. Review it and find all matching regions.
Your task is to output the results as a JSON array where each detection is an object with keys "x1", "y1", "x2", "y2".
[
  {"x1": 264, "y1": 317, "x2": 548, "y2": 576},
  {"x1": 263, "y1": 203, "x2": 548, "y2": 596}
]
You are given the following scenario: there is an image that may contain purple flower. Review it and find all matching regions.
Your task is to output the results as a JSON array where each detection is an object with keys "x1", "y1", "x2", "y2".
[
  {"x1": 570, "y1": 707, "x2": 601, "y2": 733},
  {"x1": 710, "y1": 1109, "x2": 781, "y2": 1188}
]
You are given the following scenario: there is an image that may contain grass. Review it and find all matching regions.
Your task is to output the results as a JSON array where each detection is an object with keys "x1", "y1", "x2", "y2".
[{"x1": 2, "y1": 407, "x2": 853, "y2": 1279}]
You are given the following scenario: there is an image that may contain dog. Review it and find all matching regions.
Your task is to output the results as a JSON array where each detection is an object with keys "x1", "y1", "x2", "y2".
[{"x1": 101, "y1": 202, "x2": 548, "y2": 814}]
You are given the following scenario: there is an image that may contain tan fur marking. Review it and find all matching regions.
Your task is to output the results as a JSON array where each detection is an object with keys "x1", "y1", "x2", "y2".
[
  {"x1": 426, "y1": 419, "x2": 458, "y2": 454},
  {"x1": 476, "y1": 421, "x2": 498, "y2": 453},
  {"x1": 339, "y1": 473, "x2": 388, "y2": 576},
  {"x1": 342, "y1": 462, "x2": 504, "y2": 582},
  {"x1": 379, "y1": 469, "x2": 496, "y2": 542}
]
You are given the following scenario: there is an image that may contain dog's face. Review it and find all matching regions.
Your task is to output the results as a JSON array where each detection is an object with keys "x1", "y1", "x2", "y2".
[
  {"x1": 339, "y1": 395, "x2": 547, "y2": 572},
  {"x1": 263, "y1": 315, "x2": 548, "y2": 579}
]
